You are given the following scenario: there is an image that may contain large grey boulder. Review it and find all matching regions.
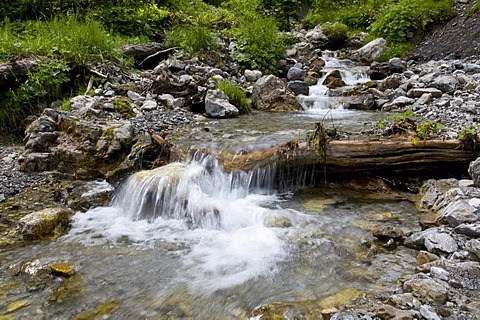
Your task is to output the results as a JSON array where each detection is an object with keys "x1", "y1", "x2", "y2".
[
  {"x1": 350, "y1": 38, "x2": 387, "y2": 63},
  {"x1": 204, "y1": 89, "x2": 239, "y2": 118},
  {"x1": 432, "y1": 75, "x2": 458, "y2": 94},
  {"x1": 469, "y1": 157, "x2": 480, "y2": 186},
  {"x1": 251, "y1": 75, "x2": 302, "y2": 111}
]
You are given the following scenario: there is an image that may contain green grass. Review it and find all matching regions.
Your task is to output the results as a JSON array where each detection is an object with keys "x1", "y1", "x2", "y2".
[
  {"x1": 216, "y1": 80, "x2": 251, "y2": 114},
  {"x1": 0, "y1": 15, "x2": 136, "y2": 64}
]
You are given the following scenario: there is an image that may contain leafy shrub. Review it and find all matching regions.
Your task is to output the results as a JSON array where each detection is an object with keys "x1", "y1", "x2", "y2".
[
  {"x1": 261, "y1": 0, "x2": 302, "y2": 30},
  {"x1": 233, "y1": 16, "x2": 285, "y2": 74},
  {"x1": 165, "y1": 24, "x2": 219, "y2": 53},
  {"x1": 322, "y1": 22, "x2": 349, "y2": 42},
  {"x1": 216, "y1": 80, "x2": 251, "y2": 114},
  {"x1": 378, "y1": 43, "x2": 412, "y2": 61},
  {"x1": 0, "y1": 59, "x2": 71, "y2": 133},
  {"x1": 338, "y1": 5, "x2": 375, "y2": 31},
  {"x1": 369, "y1": 0, "x2": 453, "y2": 43},
  {"x1": 96, "y1": 4, "x2": 170, "y2": 39}
]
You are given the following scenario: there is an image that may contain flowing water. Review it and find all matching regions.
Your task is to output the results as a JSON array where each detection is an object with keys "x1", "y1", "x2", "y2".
[{"x1": 0, "y1": 57, "x2": 420, "y2": 319}]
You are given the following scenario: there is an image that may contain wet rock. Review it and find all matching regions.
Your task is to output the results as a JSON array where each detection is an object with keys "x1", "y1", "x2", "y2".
[
  {"x1": 380, "y1": 73, "x2": 402, "y2": 90},
  {"x1": 368, "y1": 62, "x2": 391, "y2": 80},
  {"x1": 403, "y1": 277, "x2": 448, "y2": 305},
  {"x1": 340, "y1": 94, "x2": 376, "y2": 110},
  {"x1": 288, "y1": 80, "x2": 309, "y2": 95},
  {"x1": 20, "y1": 258, "x2": 54, "y2": 290},
  {"x1": 251, "y1": 75, "x2": 302, "y2": 111},
  {"x1": 350, "y1": 38, "x2": 386, "y2": 63},
  {"x1": 372, "y1": 225, "x2": 404, "y2": 239},
  {"x1": 323, "y1": 70, "x2": 346, "y2": 89},
  {"x1": 6, "y1": 300, "x2": 31, "y2": 313},
  {"x1": 264, "y1": 216, "x2": 292, "y2": 228},
  {"x1": 17, "y1": 207, "x2": 72, "y2": 239},
  {"x1": 287, "y1": 67, "x2": 306, "y2": 81},
  {"x1": 50, "y1": 262, "x2": 76, "y2": 277},
  {"x1": 204, "y1": 89, "x2": 239, "y2": 118},
  {"x1": 66, "y1": 180, "x2": 114, "y2": 212}
]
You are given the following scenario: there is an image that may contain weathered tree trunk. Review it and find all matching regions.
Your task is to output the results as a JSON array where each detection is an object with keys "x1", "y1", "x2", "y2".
[{"x1": 200, "y1": 138, "x2": 477, "y2": 176}]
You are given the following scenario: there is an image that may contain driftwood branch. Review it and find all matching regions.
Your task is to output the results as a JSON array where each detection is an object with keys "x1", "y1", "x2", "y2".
[{"x1": 140, "y1": 47, "x2": 178, "y2": 68}]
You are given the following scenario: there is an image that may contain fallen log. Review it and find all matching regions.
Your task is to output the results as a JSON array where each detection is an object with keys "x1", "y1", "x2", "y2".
[
  {"x1": 202, "y1": 138, "x2": 477, "y2": 176},
  {"x1": 0, "y1": 56, "x2": 49, "y2": 89}
]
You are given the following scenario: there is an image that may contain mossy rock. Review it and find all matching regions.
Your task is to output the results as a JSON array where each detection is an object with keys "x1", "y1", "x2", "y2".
[{"x1": 17, "y1": 207, "x2": 73, "y2": 239}]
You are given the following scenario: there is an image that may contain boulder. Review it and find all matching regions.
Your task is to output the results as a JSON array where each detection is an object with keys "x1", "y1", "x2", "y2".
[
  {"x1": 374, "y1": 304, "x2": 419, "y2": 320},
  {"x1": 469, "y1": 157, "x2": 480, "y2": 186},
  {"x1": 251, "y1": 75, "x2": 302, "y2": 111},
  {"x1": 323, "y1": 70, "x2": 346, "y2": 89},
  {"x1": 439, "y1": 199, "x2": 480, "y2": 227},
  {"x1": 454, "y1": 222, "x2": 480, "y2": 237},
  {"x1": 17, "y1": 207, "x2": 72, "y2": 239},
  {"x1": 465, "y1": 239, "x2": 480, "y2": 260},
  {"x1": 432, "y1": 75, "x2": 458, "y2": 94},
  {"x1": 287, "y1": 67, "x2": 306, "y2": 81},
  {"x1": 424, "y1": 232, "x2": 458, "y2": 254},
  {"x1": 287, "y1": 80, "x2": 309, "y2": 96},
  {"x1": 350, "y1": 38, "x2": 387, "y2": 64},
  {"x1": 244, "y1": 70, "x2": 262, "y2": 82},
  {"x1": 408, "y1": 88, "x2": 443, "y2": 98},
  {"x1": 340, "y1": 94, "x2": 376, "y2": 110},
  {"x1": 403, "y1": 278, "x2": 448, "y2": 305},
  {"x1": 305, "y1": 25, "x2": 329, "y2": 47},
  {"x1": 204, "y1": 89, "x2": 239, "y2": 118}
]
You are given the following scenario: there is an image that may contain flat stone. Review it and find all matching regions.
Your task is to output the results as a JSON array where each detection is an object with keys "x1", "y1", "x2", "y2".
[
  {"x1": 403, "y1": 278, "x2": 448, "y2": 305},
  {"x1": 50, "y1": 262, "x2": 76, "y2": 277},
  {"x1": 420, "y1": 305, "x2": 441, "y2": 320},
  {"x1": 424, "y1": 232, "x2": 458, "y2": 254},
  {"x1": 410, "y1": 88, "x2": 443, "y2": 98},
  {"x1": 454, "y1": 222, "x2": 480, "y2": 237}
]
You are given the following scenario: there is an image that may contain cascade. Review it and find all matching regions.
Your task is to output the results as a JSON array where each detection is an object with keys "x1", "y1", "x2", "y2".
[{"x1": 298, "y1": 53, "x2": 370, "y2": 112}]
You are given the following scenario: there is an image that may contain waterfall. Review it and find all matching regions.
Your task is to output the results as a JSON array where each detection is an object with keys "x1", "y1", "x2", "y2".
[
  {"x1": 113, "y1": 152, "x2": 277, "y2": 231},
  {"x1": 298, "y1": 55, "x2": 370, "y2": 112}
]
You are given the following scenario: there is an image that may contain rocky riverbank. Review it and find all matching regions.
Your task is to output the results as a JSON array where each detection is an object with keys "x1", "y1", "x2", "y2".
[{"x1": 1, "y1": 18, "x2": 480, "y2": 319}]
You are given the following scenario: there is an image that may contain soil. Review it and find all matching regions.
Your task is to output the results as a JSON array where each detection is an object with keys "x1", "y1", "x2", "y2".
[{"x1": 412, "y1": 0, "x2": 480, "y2": 60}]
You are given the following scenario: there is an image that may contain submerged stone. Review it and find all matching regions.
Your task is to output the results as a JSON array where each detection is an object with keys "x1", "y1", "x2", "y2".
[{"x1": 6, "y1": 299, "x2": 31, "y2": 313}]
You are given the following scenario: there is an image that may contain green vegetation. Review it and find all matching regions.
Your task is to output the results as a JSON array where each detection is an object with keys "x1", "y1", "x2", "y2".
[
  {"x1": 0, "y1": 0, "x2": 457, "y2": 136},
  {"x1": 216, "y1": 80, "x2": 251, "y2": 114},
  {"x1": 0, "y1": 59, "x2": 71, "y2": 133},
  {"x1": 455, "y1": 125, "x2": 480, "y2": 150},
  {"x1": 233, "y1": 16, "x2": 285, "y2": 73},
  {"x1": 377, "y1": 110, "x2": 445, "y2": 142}
]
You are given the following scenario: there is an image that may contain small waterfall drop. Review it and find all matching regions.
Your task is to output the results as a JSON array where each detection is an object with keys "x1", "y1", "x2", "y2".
[
  {"x1": 65, "y1": 153, "x2": 305, "y2": 292},
  {"x1": 298, "y1": 53, "x2": 370, "y2": 112}
]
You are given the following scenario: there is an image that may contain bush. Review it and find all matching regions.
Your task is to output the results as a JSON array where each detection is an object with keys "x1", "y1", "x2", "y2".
[
  {"x1": 0, "y1": 59, "x2": 71, "y2": 134},
  {"x1": 0, "y1": 16, "x2": 129, "y2": 64},
  {"x1": 369, "y1": 0, "x2": 453, "y2": 43},
  {"x1": 322, "y1": 22, "x2": 349, "y2": 42},
  {"x1": 378, "y1": 42, "x2": 412, "y2": 61},
  {"x1": 95, "y1": 4, "x2": 170, "y2": 39},
  {"x1": 215, "y1": 80, "x2": 251, "y2": 114},
  {"x1": 165, "y1": 24, "x2": 219, "y2": 53},
  {"x1": 233, "y1": 16, "x2": 285, "y2": 74},
  {"x1": 338, "y1": 5, "x2": 375, "y2": 31}
]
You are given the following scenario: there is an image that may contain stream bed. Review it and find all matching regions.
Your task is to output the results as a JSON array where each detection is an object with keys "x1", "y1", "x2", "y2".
[{"x1": 0, "y1": 56, "x2": 423, "y2": 319}]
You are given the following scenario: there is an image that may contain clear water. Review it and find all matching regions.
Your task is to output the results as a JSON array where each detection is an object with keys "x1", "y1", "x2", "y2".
[{"x1": 0, "y1": 56, "x2": 418, "y2": 319}]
